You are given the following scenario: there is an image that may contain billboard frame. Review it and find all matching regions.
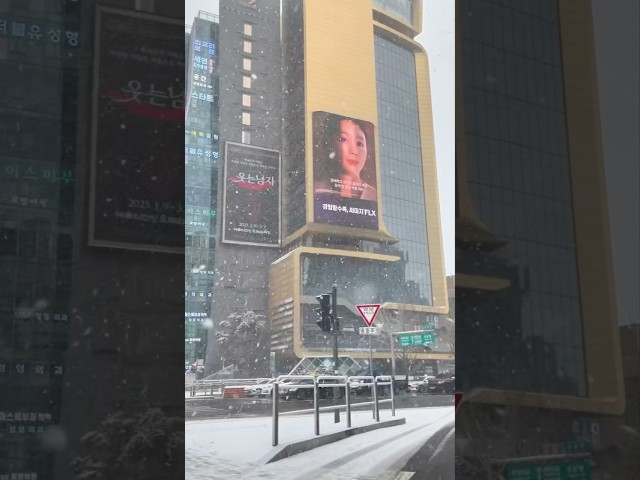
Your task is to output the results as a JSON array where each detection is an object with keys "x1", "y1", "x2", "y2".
[
  {"x1": 88, "y1": 6, "x2": 184, "y2": 254},
  {"x1": 221, "y1": 140, "x2": 282, "y2": 248}
]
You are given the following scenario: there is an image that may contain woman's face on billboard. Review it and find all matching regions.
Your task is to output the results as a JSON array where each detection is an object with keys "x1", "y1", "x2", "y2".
[{"x1": 335, "y1": 119, "x2": 367, "y2": 179}]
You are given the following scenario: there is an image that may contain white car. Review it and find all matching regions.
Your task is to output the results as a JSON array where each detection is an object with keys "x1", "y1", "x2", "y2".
[
  {"x1": 245, "y1": 378, "x2": 275, "y2": 397},
  {"x1": 244, "y1": 378, "x2": 275, "y2": 397},
  {"x1": 259, "y1": 378, "x2": 298, "y2": 397}
]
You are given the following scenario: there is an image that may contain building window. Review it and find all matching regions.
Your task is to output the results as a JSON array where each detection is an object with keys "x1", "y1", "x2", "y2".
[
  {"x1": 242, "y1": 94, "x2": 251, "y2": 107},
  {"x1": 244, "y1": 23, "x2": 253, "y2": 36},
  {"x1": 243, "y1": 41, "x2": 252, "y2": 54},
  {"x1": 242, "y1": 130, "x2": 251, "y2": 144},
  {"x1": 242, "y1": 112, "x2": 251, "y2": 125},
  {"x1": 243, "y1": 75, "x2": 252, "y2": 89},
  {"x1": 242, "y1": 58, "x2": 252, "y2": 71}
]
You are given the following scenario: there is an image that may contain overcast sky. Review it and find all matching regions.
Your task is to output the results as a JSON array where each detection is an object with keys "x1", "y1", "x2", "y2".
[{"x1": 186, "y1": 0, "x2": 455, "y2": 276}]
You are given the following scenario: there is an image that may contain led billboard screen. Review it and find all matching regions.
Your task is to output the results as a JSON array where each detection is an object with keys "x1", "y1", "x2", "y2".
[
  {"x1": 89, "y1": 7, "x2": 184, "y2": 252},
  {"x1": 313, "y1": 111, "x2": 379, "y2": 230},
  {"x1": 222, "y1": 141, "x2": 281, "y2": 247}
]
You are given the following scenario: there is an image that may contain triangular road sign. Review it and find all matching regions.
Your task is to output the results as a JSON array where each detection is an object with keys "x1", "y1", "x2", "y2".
[{"x1": 356, "y1": 304, "x2": 381, "y2": 326}]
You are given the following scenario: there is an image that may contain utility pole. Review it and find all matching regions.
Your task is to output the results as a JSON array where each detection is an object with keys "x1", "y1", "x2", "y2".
[
  {"x1": 368, "y1": 336, "x2": 373, "y2": 377},
  {"x1": 390, "y1": 330, "x2": 396, "y2": 382},
  {"x1": 331, "y1": 284, "x2": 340, "y2": 423}
]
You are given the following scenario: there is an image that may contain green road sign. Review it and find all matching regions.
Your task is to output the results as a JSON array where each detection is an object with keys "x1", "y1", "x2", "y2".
[
  {"x1": 506, "y1": 459, "x2": 591, "y2": 480},
  {"x1": 398, "y1": 332, "x2": 435, "y2": 347}
]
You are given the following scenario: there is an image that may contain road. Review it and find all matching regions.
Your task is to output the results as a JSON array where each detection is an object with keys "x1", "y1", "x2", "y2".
[{"x1": 397, "y1": 420, "x2": 455, "y2": 480}]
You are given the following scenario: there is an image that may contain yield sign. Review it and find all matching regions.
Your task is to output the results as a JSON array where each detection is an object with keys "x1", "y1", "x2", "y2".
[{"x1": 356, "y1": 304, "x2": 381, "y2": 326}]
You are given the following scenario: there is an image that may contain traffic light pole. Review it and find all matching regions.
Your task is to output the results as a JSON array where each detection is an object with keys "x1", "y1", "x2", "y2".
[
  {"x1": 331, "y1": 284, "x2": 340, "y2": 423},
  {"x1": 390, "y1": 331, "x2": 396, "y2": 383}
]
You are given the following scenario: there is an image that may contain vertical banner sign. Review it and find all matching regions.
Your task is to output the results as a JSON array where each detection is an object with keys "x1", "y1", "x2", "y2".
[
  {"x1": 89, "y1": 7, "x2": 184, "y2": 253},
  {"x1": 222, "y1": 142, "x2": 281, "y2": 246},
  {"x1": 313, "y1": 111, "x2": 379, "y2": 230}
]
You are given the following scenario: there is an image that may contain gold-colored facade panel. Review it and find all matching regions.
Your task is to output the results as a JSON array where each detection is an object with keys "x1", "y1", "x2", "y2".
[
  {"x1": 415, "y1": 49, "x2": 448, "y2": 315},
  {"x1": 303, "y1": 0, "x2": 388, "y2": 235},
  {"x1": 304, "y1": 0, "x2": 378, "y2": 123},
  {"x1": 558, "y1": 0, "x2": 624, "y2": 411},
  {"x1": 372, "y1": 0, "x2": 423, "y2": 37},
  {"x1": 268, "y1": 252, "x2": 297, "y2": 354}
]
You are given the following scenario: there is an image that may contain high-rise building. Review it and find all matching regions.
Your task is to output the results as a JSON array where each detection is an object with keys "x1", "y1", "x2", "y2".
[
  {"x1": 204, "y1": 0, "x2": 283, "y2": 376},
  {"x1": 206, "y1": 0, "x2": 450, "y2": 377},
  {"x1": 456, "y1": 0, "x2": 635, "y2": 475},
  {"x1": 185, "y1": 11, "x2": 220, "y2": 365},
  {"x1": 0, "y1": 3, "x2": 82, "y2": 476},
  {"x1": 2, "y1": 2, "x2": 185, "y2": 478}
]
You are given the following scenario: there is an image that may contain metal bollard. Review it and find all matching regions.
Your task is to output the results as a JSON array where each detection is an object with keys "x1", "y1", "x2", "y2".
[
  {"x1": 272, "y1": 382, "x2": 279, "y2": 446},
  {"x1": 372, "y1": 378, "x2": 378, "y2": 419},
  {"x1": 373, "y1": 378, "x2": 380, "y2": 422},
  {"x1": 345, "y1": 382, "x2": 352, "y2": 428},
  {"x1": 390, "y1": 378, "x2": 395, "y2": 416},
  {"x1": 314, "y1": 379, "x2": 320, "y2": 436}
]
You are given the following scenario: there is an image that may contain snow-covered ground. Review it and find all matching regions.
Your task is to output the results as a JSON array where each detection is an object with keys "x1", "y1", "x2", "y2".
[{"x1": 186, "y1": 406, "x2": 454, "y2": 479}]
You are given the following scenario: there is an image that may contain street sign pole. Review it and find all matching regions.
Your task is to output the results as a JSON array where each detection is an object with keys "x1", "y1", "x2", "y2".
[
  {"x1": 331, "y1": 284, "x2": 340, "y2": 423},
  {"x1": 390, "y1": 331, "x2": 396, "y2": 383},
  {"x1": 369, "y1": 336, "x2": 373, "y2": 377}
]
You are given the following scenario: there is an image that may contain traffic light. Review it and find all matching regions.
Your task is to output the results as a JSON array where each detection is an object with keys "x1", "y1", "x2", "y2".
[{"x1": 315, "y1": 293, "x2": 331, "y2": 332}]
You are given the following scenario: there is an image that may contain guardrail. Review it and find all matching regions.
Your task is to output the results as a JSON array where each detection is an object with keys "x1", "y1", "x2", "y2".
[
  {"x1": 188, "y1": 377, "x2": 273, "y2": 397},
  {"x1": 271, "y1": 375, "x2": 395, "y2": 446}
]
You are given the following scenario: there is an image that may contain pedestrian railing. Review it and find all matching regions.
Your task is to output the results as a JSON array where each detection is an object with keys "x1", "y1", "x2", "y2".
[
  {"x1": 188, "y1": 377, "x2": 272, "y2": 397},
  {"x1": 272, "y1": 374, "x2": 395, "y2": 446}
]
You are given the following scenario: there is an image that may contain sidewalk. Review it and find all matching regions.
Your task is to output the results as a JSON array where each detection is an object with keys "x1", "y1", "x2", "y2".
[{"x1": 186, "y1": 406, "x2": 453, "y2": 479}]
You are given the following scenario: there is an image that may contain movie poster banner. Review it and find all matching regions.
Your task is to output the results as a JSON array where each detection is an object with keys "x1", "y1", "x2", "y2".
[
  {"x1": 89, "y1": 7, "x2": 184, "y2": 253},
  {"x1": 313, "y1": 111, "x2": 379, "y2": 230},
  {"x1": 222, "y1": 142, "x2": 281, "y2": 247}
]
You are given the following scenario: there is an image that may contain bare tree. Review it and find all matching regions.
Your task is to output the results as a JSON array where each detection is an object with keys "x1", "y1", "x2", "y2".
[
  {"x1": 376, "y1": 311, "x2": 424, "y2": 382},
  {"x1": 396, "y1": 344, "x2": 423, "y2": 382}
]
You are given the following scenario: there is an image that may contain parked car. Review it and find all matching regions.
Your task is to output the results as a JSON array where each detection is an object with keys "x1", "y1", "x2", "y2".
[
  {"x1": 259, "y1": 378, "x2": 294, "y2": 397},
  {"x1": 417, "y1": 374, "x2": 454, "y2": 394},
  {"x1": 349, "y1": 370, "x2": 395, "y2": 396},
  {"x1": 278, "y1": 377, "x2": 348, "y2": 400},
  {"x1": 317, "y1": 377, "x2": 346, "y2": 399},
  {"x1": 279, "y1": 378, "x2": 315, "y2": 400},
  {"x1": 245, "y1": 378, "x2": 275, "y2": 397}
]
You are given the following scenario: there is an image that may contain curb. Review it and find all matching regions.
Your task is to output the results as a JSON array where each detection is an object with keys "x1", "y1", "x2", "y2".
[{"x1": 259, "y1": 417, "x2": 407, "y2": 465}]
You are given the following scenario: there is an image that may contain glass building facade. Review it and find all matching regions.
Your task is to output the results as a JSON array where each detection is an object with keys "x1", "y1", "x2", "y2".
[
  {"x1": 185, "y1": 13, "x2": 219, "y2": 364},
  {"x1": 0, "y1": 2, "x2": 81, "y2": 475},
  {"x1": 457, "y1": 0, "x2": 586, "y2": 396},
  {"x1": 372, "y1": 34, "x2": 433, "y2": 306},
  {"x1": 373, "y1": 0, "x2": 414, "y2": 24}
]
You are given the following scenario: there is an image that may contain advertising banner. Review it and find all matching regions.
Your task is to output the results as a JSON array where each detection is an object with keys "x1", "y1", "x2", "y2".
[
  {"x1": 313, "y1": 111, "x2": 379, "y2": 230},
  {"x1": 89, "y1": 7, "x2": 184, "y2": 253},
  {"x1": 222, "y1": 142, "x2": 281, "y2": 247}
]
